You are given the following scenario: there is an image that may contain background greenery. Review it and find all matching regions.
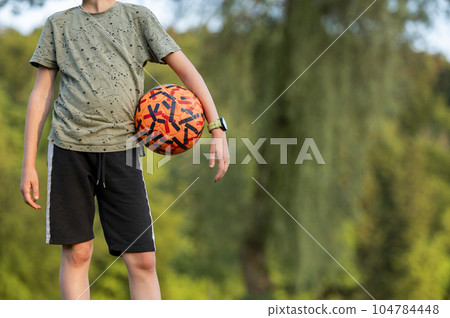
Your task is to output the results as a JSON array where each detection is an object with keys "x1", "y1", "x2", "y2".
[{"x1": 0, "y1": 0, "x2": 449, "y2": 299}]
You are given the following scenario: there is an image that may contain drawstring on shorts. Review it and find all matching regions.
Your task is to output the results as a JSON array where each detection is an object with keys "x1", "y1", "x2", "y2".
[{"x1": 96, "y1": 153, "x2": 106, "y2": 188}]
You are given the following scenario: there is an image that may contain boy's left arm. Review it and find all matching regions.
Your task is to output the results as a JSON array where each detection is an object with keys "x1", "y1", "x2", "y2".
[{"x1": 164, "y1": 50, "x2": 229, "y2": 182}]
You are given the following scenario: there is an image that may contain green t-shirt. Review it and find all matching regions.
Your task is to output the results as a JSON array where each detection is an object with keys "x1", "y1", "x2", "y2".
[{"x1": 30, "y1": 1, "x2": 180, "y2": 152}]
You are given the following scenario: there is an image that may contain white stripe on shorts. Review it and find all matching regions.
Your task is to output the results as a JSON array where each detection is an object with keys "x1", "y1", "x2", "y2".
[
  {"x1": 137, "y1": 155, "x2": 156, "y2": 249},
  {"x1": 46, "y1": 142, "x2": 54, "y2": 244}
]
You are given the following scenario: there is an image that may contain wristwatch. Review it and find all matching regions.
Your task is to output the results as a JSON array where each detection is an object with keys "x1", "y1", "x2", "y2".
[{"x1": 208, "y1": 117, "x2": 228, "y2": 133}]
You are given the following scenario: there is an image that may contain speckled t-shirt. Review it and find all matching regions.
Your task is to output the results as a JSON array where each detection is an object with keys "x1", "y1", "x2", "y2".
[{"x1": 29, "y1": 1, "x2": 180, "y2": 152}]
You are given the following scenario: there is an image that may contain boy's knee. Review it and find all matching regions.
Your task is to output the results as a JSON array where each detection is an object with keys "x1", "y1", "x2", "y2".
[
  {"x1": 62, "y1": 241, "x2": 93, "y2": 266},
  {"x1": 126, "y1": 252, "x2": 156, "y2": 272}
]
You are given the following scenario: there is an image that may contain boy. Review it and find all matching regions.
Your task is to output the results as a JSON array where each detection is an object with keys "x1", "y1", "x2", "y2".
[{"x1": 20, "y1": 0, "x2": 229, "y2": 300}]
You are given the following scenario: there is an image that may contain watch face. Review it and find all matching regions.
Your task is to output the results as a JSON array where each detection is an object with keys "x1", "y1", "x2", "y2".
[{"x1": 220, "y1": 117, "x2": 228, "y2": 131}]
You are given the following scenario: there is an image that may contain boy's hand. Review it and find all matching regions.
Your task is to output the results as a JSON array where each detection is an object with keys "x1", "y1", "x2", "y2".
[
  {"x1": 20, "y1": 166, "x2": 41, "y2": 210},
  {"x1": 209, "y1": 129, "x2": 230, "y2": 182}
]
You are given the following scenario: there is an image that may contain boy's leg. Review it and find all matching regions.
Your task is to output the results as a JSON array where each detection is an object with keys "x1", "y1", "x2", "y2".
[
  {"x1": 60, "y1": 240, "x2": 94, "y2": 300},
  {"x1": 122, "y1": 252, "x2": 161, "y2": 300},
  {"x1": 46, "y1": 144, "x2": 97, "y2": 299},
  {"x1": 96, "y1": 149, "x2": 158, "y2": 299}
]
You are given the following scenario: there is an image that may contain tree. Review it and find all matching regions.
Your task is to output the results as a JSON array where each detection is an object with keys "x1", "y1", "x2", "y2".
[{"x1": 199, "y1": 0, "x2": 449, "y2": 299}]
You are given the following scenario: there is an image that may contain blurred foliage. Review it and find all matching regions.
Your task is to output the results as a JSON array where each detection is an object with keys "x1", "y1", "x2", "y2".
[{"x1": 0, "y1": 0, "x2": 450, "y2": 300}]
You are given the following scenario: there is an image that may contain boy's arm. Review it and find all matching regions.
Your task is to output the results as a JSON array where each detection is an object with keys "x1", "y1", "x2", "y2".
[
  {"x1": 164, "y1": 51, "x2": 229, "y2": 182},
  {"x1": 21, "y1": 66, "x2": 57, "y2": 209}
]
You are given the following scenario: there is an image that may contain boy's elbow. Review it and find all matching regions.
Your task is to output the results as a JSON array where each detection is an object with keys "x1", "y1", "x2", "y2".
[{"x1": 180, "y1": 67, "x2": 203, "y2": 86}]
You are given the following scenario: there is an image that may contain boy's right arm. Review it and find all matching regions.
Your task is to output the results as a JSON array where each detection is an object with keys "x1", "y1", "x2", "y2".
[{"x1": 21, "y1": 66, "x2": 57, "y2": 210}]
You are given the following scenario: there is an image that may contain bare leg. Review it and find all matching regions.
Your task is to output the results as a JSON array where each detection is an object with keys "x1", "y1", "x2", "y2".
[
  {"x1": 122, "y1": 251, "x2": 161, "y2": 300},
  {"x1": 59, "y1": 240, "x2": 93, "y2": 300}
]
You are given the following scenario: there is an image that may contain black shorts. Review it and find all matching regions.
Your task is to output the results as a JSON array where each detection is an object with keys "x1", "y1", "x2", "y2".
[{"x1": 46, "y1": 142, "x2": 155, "y2": 256}]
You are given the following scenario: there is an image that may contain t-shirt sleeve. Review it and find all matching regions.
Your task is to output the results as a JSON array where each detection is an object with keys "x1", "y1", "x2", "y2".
[
  {"x1": 29, "y1": 18, "x2": 58, "y2": 69},
  {"x1": 142, "y1": 9, "x2": 181, "y2": 64}
]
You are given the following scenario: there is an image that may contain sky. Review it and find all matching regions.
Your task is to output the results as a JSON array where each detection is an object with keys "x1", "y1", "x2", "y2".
[
  {"x1": 0, "y1": 0, "x2": 202, "y2": 32},
  {"x1": 0, "y1": 0, "x2": 450, "y2": 60}
]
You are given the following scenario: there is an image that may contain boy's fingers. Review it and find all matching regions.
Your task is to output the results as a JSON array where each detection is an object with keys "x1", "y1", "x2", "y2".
[
  {"x1": 215, "y1": 160, "x2": 225, "y2": 182},
  {"x1": 223, "y1": 155, "x2": 229, "y2": 176},
  {"x1": 21, "y1": 185, "x2": 29, "y2": 203},
  {"x1": 32, "y1": 180, "x2": 39, "y2": 200},
  {"x1": 209, "y1": 134, "x2": 229, "y2": 182},
  {"x1": 31, "y1": 180, "x2": 42, "y2": 209},
  {"x1": 214, "y1": 146, "x2": 225, "y2": 182},
  {"x1": 23, "y1": 187, "x2": 41, "y2": 210},
  {"x1": 209, "y1": 142, "x2": 216, "y2": 168},
  {"x1": 21, "y1": 182, "x2": 41, "y2": 210},
  {"x1": 218, "y1": 155, "x2": 230, "y2": 182}
]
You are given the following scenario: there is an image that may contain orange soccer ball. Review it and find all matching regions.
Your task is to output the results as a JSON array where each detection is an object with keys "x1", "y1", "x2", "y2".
[{"x1": 135, "y1": 84, "x2": 205, "y2": 155}]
